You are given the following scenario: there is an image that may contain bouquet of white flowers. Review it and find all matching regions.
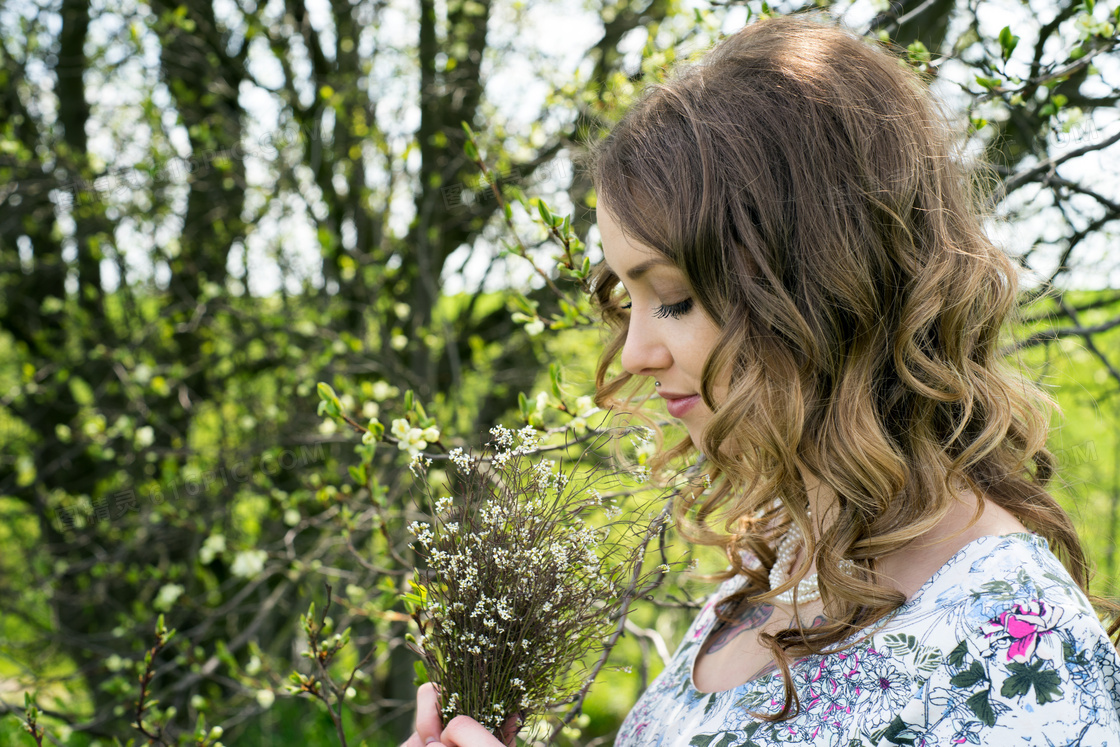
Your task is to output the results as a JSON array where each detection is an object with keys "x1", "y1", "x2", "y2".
[{"x1": 402, "y1": 424, "x2": 674, "y2": 743}]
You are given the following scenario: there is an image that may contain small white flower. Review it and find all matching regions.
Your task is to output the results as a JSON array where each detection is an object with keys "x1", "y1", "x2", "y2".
[
  {"x1": 154, "y1": 583, "x2": 184, "y2": 611},
  {"x1": 407, "y1": 521, "x2": 433, "y2": 546},
  {"x1": 575, "y1": 396, "x2": 600, "y2": 418},
  {"x1": 525, "y1": 318, "x2": 545, "y2": 336},
  {"x1": 398, "y1": 427, "x2": 428, "y2": 457},
  {"x1": 256, "y1": 689, "x2": 275, "y2": 709},
  {"x1": 449, "y1": 448, "x2": 473, "y2": 469},
  {"x1": 408, "y1": 453, "x2": 432, "y2": 475},
  {"x1": 231, "y1": 549, "x2": 268, "y2": 579},
  {"x1": 134, "y1": 425, "x2": 155, "y2": 449},
  {"x1": 199, "y1": 534, "x2": 226, "y2": 565},
  {"x1": 391, "y1": 418, "x2": 412, "y2": 440},
  {"x1": 490, "y1": 425, "x2": 514, "y2": 450},
  {"x1": 421, "y1": 426, "x2": 440, "y2": 443}
]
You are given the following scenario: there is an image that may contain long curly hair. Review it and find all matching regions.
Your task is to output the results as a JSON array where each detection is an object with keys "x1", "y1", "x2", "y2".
[{"x1": 580, "y1": 11, "x2": 1114, "y2": 721}]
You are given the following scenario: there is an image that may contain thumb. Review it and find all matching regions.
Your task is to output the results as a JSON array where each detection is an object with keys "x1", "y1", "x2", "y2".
[{"x1": 415, "y1": 682, "x2": 444, "y2": 744}]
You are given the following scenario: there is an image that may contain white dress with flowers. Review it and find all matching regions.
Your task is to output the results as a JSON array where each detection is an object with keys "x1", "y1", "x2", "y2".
[{"x1": 615, "y1": 533, "x2": 1120, "y2": 746}]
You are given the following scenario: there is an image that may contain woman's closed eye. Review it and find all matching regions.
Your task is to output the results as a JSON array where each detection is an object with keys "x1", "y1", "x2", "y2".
[
  {"x1": 653, "y1": 298, "x2": 694, "y2": 319},
  {"x1": 618, "y1": 298, "x2": 694, "y2": 319}
]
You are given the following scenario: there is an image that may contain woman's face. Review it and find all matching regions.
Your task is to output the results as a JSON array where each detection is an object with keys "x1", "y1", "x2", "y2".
[{"x1": 597, "y1": 205, "x2": 723, "y2": 450}]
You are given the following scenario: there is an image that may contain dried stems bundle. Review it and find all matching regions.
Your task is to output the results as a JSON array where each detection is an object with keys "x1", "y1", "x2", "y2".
[{"x1": 403, "y1": 425, "x2": 672, "y2": 741}]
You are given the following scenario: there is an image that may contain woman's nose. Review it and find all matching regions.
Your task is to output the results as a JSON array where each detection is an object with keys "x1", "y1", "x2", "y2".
[{"x1": 621, "y1": 316, "x2": 672, "y2": 376}]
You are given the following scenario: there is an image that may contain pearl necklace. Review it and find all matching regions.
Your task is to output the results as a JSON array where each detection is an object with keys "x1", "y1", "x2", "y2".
[{"x1": 768, "y1": 521, "x2": 855, "y2": 605}]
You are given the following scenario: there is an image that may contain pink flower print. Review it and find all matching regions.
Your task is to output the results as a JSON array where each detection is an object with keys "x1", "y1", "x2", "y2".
[{"x1": 983, "y1": 600, "x2": 1063, "y2": 664}]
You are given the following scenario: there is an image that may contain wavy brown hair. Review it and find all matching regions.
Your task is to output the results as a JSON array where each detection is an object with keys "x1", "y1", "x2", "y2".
[{"x1": 579, "y1": 11, "x2": 1117, "y2": 721}]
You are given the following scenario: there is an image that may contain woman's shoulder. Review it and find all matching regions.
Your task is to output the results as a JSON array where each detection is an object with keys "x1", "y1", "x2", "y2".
[
  {"x1": 870, "y1": 532, "x2": 1120, "y2": 740},
  {"x1": 894, "y1": 531, "x2": 1096, "y2": 623},
  {"x1": 867, "y1": 531, "x2": 1119, "y2": 705}
]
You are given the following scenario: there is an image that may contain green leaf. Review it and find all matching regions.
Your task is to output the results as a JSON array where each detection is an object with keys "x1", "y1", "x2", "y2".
[
  {"x1": 882, "y1": 633, "x2": 918, "y2": 654},
  {"x1": 998, "y1": 26, "x2": 1020, "y2": 62},
  {"x1": 950, "y1": 660, "x2": 987, "y2": 689},
  {"x1": 349, "y1": 464, "x2": 367, "y2": 484},
  {"x1": 948, "y1": 641, "x2": 971, "y2": 669},
  {"x1": 914, "y1": 648, "x2": 943, "y2": 673},
  {"x1": 537, "y1": 200, "x2": 554, "y2": 227},
  {"x1": 1001, "y1": 660, "x2": 1064, "y2": 705},
  {"x1": 965, "y1": 689, "x2": 996, "y2": 726},
  {"x1": 549, "y1": 363, "x2": 562, "y2": 400},
  {"x1": 880, "y1": 715, "x2": 916, "y2": 745},
  {"x1": 975, "y1": 75, "x2": 1003, "y2": 90},
  {"x1": 906, "y1": 40, "x2": 930, "y2": 63}
]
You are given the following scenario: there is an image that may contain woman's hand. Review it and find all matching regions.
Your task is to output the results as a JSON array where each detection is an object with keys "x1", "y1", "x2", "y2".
[{"x1": 401, "y1": 683, "x2": 522, "y2": 747}]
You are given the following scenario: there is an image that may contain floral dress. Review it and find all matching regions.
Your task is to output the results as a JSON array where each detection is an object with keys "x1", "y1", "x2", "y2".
[{"x1": 615, "y1": 533, "x2": 1120, "y2": 746}]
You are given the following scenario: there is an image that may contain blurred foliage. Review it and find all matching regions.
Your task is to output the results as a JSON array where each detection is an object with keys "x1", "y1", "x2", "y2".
[{"x1": 0, "y1": 0, "x2": 1118, "y2": 743}]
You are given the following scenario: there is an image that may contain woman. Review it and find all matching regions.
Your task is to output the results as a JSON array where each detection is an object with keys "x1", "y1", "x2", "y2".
[{"x1": 406, "y1": 12, "x2": 1120, "y2": 746}]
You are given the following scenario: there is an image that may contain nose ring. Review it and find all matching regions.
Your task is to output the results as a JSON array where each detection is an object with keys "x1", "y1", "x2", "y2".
[{"x1": 655, "y1": 381, "x2": 661, "y2": 387}]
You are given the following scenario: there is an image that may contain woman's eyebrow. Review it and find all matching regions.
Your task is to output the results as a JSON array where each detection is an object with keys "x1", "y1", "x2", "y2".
[{"x1": 625, "y1": 257, "x2": 674, "y2": 281}]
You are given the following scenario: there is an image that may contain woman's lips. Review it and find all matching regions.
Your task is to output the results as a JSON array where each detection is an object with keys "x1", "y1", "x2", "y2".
[{"x1": 660, "y1": 393, "x2": 701, "y2": 419}]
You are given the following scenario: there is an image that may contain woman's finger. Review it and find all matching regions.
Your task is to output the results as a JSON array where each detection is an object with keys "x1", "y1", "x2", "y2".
[
  {"x1": 440, "y1": 715, "x2": 508, "y2": 747},
  {"x1": 414, "y1": 682, "x2": 444, "y2": 744}
]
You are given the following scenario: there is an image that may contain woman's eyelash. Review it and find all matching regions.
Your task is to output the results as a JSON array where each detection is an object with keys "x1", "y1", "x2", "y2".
[
  {"x1": 653, "y1": 299, "x2": 694, "y2": 319},
  {"x1": 618, "y1": 299, "x2": 693, "y2": 318}
]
